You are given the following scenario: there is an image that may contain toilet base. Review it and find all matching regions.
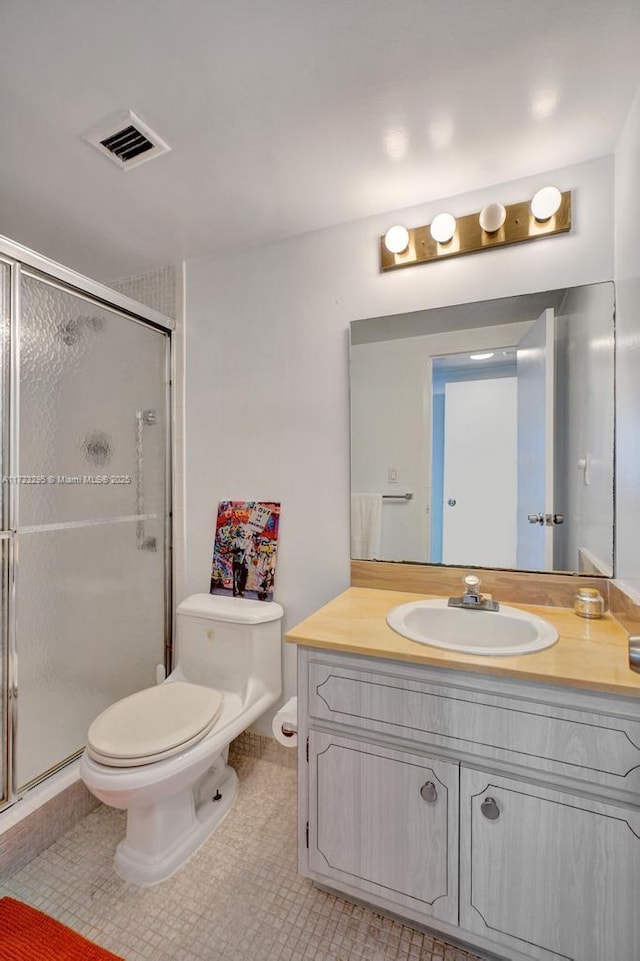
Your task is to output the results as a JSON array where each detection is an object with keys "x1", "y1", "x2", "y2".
[{"x1": 114, "y1": 759, "x2": 238, "y2": 885}]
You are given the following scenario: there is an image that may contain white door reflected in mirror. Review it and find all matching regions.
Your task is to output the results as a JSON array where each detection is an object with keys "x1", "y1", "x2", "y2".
[{"x1": 440, "y1": 376, "x2": 517, "y2": 568}]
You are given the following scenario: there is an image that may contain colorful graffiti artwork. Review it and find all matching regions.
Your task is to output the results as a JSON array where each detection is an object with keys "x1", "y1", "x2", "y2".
[{"x1": 210, "y1": 501, "x2": 281, "y2": 601}]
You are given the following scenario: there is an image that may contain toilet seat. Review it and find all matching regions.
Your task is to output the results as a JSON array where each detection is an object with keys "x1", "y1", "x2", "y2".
[{"x1": 87, "y1": 682, "x2": 224, "y2": 768}]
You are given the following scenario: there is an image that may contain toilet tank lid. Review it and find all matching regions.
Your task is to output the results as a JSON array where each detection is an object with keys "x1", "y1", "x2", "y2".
[{"x1": 177, "y1": 593, "x2": 284, "y2": 624}]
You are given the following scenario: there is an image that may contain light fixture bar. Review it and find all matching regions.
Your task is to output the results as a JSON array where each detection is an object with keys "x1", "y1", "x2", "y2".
[{"x1": 379, "y1": 190, "x2": 571, "y2": 272}]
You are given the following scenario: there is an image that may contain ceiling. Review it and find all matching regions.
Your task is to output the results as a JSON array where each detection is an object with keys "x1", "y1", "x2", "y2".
[{"x1": 1, "y1": 0, "x2": 639, "y2": 282}]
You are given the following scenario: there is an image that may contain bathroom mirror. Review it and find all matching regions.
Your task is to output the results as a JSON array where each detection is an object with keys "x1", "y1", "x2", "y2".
[{"x1": 350, "y1": 282, "x2": 615, "y2": 575}]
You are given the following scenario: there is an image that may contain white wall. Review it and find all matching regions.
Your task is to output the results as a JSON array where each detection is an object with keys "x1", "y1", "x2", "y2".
[
  {"x1": 184, "y1": 155, "x2": 614, "y2": 727},
  {"x1": 350, "y1": 337, "x2": 430, "y2": 562},
  {"x1": 615, "y1": 85, "x2": 640, "y2": 596}
]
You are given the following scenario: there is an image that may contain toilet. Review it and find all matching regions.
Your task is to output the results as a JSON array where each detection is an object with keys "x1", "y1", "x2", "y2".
[{"x1": 79, "y1": 593, "x2": 283, "y2": 885}]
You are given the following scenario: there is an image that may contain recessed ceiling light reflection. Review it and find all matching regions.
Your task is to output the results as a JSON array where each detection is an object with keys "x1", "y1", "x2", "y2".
[
  {"x1": 384, "y1": 126, "x2": 409, "y2": 161},
  {"x1": 428, "y1": 117, "x2": 455, "y2": 150},
  {"x1": 470, "y1": 352, "x2": 495, "y2": 360},
  {"x1": 531, "y1": 88, "x2": 559, "y2": 120}
]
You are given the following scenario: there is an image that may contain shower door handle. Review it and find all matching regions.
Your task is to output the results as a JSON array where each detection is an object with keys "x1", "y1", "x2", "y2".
[
  {"x1": 2, "y1": 532, "x2": 18, "y2": 699},
  {"x1": 8, "y1": 649, "x2": 18, "y2": 699},
  {"x1": 136, "y1": 409, "x2": 158, "y2": 551}
]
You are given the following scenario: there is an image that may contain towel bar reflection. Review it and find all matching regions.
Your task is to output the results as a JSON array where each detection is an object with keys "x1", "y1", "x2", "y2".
[{"x1": 382, "y1": 492, "x2": 414, "y2": 500}]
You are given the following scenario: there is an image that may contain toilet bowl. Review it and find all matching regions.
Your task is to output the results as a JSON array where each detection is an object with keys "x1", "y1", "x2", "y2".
[{"x1": 80, "y1": 593, "x2": 283, "y2": 885}]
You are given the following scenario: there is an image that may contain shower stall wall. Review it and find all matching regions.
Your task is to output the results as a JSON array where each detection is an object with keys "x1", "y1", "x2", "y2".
[{"x1": 0, "y1": 237, "x2": 173, "y2": 807}]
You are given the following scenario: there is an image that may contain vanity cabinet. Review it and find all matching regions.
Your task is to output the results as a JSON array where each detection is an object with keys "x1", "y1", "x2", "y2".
[
  {"x1": 460, "y1": 768, "x2": 640, "y2": 961},
  {"x1": 308, "y1": 731, "x2": 459, "y2": 924},
  {"x1": 297, "y1": 647, "x2": 640, "y2": 961}
]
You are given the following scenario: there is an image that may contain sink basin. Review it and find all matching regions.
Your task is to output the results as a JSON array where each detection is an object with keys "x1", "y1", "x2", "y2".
[{"x1": 386, "y1": 598, "x2": 558, "y2": 656}]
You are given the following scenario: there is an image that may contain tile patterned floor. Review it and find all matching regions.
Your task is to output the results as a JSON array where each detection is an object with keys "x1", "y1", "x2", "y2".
[{"x1": 0, "y1": 757, "x2": 486, "y2": 961}]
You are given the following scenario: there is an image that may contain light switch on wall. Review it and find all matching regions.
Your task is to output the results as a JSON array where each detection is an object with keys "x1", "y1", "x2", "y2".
[
  {"x1": 388, "y1": 467, "x2": 398, "y2": 483},
  {"x1": 578, "y1": 454, "x2": 591, "y2": 486}
]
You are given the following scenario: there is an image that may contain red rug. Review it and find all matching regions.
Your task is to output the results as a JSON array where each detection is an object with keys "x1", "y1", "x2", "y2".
[{"x1": 0, "y1": 897, "x2": 124, "y2": 960}]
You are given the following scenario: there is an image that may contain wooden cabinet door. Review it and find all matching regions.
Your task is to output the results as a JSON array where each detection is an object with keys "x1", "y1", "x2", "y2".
[
  {"x1": 308, "y1": 730, "x2": 459, "y2": 924},
  {"x1": 460, "y1": 767, "x2": 640, "y2": 961}
]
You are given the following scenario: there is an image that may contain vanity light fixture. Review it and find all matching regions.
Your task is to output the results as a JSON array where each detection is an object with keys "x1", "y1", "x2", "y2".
[
  {"x1": 383, "y1": 224, "x2": 410, "y2": 254},
  {"x1": 430, "y1": 212, "x2": 457, "y2": 243},
  {"x1": 469, "y1": 352, "x2": 495, "y2": 360},
  {"x1": 530, "y1": 185, "x2": 562, "y2": 221},
  {"x1": 379, "y1": 190, "x2": 571, "y2": 272}
]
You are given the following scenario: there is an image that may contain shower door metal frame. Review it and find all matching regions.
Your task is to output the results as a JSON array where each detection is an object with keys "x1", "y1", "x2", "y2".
[{"x1": 0, "y1": 234, "x2": 175, "y2": 808}]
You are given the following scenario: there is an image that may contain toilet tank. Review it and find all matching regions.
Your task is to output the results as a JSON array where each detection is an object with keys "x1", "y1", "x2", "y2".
[{"x1": 175, "y1": 594, "x2": 283, "y2": 701}]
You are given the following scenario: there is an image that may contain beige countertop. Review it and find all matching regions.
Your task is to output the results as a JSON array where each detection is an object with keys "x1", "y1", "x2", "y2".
[{"x1": 286, "y1": 587, "x2": 640, "y2": 697}]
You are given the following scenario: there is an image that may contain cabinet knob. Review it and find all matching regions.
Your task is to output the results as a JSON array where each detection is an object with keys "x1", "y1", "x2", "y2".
[
  {"x1": 420, "y1": 781, "x2": 438, "y2": 803},
  {"x1": 480, "y1": 796, "x2": 500, "y2": 820}
]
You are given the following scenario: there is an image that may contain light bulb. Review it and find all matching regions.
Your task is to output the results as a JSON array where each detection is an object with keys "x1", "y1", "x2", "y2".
[
  {"x1": 531, "y1": 186, "x2": 562, "y2": 221},
  {"x1": 384, "y1": 225, "x2": 410, "y2": 254},
  {"x1": 479, "y1": 202, "x2": 506, "y2": 233},
  {"x1": 430, "y1": 213, "x2": 456, "y2": 243}
]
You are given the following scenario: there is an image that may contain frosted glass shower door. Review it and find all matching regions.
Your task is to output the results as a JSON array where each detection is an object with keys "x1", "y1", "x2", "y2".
[
  {"x1": 0, "y1": 261, "x2": 10, "y2": 805},
  {"x1": 14, "y1": 274, "x2": 170, "y2": 790}
]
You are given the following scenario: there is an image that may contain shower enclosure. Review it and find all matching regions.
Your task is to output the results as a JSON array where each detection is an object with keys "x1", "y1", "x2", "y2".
[{"x1": 0, "y1": 237, "x2": 172, "y2": 807}]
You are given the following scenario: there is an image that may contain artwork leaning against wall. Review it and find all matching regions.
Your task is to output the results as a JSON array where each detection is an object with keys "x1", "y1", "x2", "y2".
[{"x1": 350, "y1": 282, "x2": 615, "y2": 577}]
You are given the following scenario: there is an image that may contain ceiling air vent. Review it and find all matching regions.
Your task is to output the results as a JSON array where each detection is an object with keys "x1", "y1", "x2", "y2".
[{"x1": 82, "y1": 110, "x2": 170, "y2": 171}]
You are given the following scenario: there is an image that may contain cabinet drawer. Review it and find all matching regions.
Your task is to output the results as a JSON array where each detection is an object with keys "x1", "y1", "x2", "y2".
[
  {"x1": 308, "y1": 659, "x2": 640, "y2": 794},
  {"x1": 308, "y1": 730, "x2": 459, "y2": 925}
]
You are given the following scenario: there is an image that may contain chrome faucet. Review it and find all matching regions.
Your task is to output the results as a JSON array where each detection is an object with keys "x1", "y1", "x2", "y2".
[{"x1": 448, "y1": 575, "x2": 499, "y2": 612}]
